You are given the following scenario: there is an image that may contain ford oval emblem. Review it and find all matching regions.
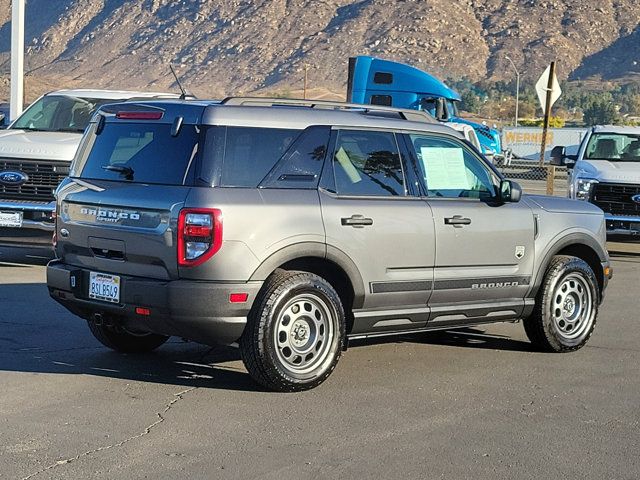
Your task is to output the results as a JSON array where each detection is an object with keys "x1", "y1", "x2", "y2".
[
  {"x1": 633, "y1": 194, "x2": 640, "y2": 204},
  {"x1": 0, "y1": 170, "x2": 29, "y2": 186}
]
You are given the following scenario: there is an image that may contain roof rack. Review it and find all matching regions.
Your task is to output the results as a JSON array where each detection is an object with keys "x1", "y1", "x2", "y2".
[
  {"x1": 220, "y1": 97, "x2": 436, "y2": 124},
  {"x1": 124, "y1": 94, "x2": 196, "y2": 102}
]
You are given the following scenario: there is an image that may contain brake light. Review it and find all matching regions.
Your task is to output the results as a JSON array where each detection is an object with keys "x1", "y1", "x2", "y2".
[
  {"x1": 116, "y1": 111, "x2": 164, "y2": 120},
  {"x1": 177, "y1": 208, "x2": 222, "y2": 267}
]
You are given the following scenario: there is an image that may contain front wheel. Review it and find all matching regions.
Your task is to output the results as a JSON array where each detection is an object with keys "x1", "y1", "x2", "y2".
[
  {"x1": 240, "y1": 270, "x2": 346, "y2": 392},
  {"x1": 524, "y1": 255, "x2": 599, "y2": 352}
]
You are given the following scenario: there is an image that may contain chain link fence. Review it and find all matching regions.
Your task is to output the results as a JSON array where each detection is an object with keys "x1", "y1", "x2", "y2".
[
  {"x1": 494, "y1": 155, "x2": 568, "y2": 197},
  {"x1": 496, "y1": 127, "x2": 586, "y2": 197}
]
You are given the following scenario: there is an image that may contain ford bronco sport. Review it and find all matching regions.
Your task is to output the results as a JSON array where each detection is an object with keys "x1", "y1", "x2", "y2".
[{"x1": 47, "y1": 98, "x2": 611, "y2": 391}]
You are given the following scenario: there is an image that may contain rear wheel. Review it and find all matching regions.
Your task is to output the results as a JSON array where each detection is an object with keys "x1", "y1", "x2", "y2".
[
  {"x1": 87, "y1": 319, "x2": 169, "y2": 353},
  {"x1": 240, "y1": 270, "x2": 345, "y2": 392},
  {"x1": 524, "y1": 255, "x2": 599, "y2": 352}
]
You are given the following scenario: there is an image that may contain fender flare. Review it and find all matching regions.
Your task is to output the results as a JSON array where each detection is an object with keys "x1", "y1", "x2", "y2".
[
  {"x1": 249, "y1": 242, "x2": 366, "y2": 309},
  {"x1": 529, "y1": 231, "x2": 607, "y2": 297}
]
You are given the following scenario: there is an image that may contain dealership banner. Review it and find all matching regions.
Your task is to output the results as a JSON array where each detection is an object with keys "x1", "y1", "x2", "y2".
[{"x1": 502, "y1": 127, "x2": 587, "y2": 161}]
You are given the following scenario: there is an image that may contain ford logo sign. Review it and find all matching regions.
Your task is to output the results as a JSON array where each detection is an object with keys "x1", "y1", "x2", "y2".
[
  {"x1": 0, "y1": 170, "x2": 29, "y2": 186},
  {"x1": 633, "y1": 194, "x2": 640, "y2": 204}
]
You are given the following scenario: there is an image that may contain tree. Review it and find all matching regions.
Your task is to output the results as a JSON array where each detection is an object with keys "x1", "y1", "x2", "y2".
[
  {"x1": 583, "y1": 97, "x2": 619, "y2": 125},
  {"x1": 460, "y1": 90, "x2": 481, "y2": 114}
]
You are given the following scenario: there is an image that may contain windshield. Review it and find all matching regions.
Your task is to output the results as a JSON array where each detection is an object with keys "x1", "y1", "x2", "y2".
[
  {"x1": 12, "y1": 95, "x2": 122, "y2": 133},
  {"x1": 419, "y1": 98, "x2": 437, "y2": 117},
  {"x1": 585, "y1": 133, "x2": 640, "y2": 162}
]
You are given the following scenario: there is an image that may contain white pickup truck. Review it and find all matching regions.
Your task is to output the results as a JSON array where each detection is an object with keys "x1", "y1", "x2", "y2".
[
  {"x1": 551, "y1": 125, "x2": 640, "y2": 238},
  {"x1": 0, "y1": 89, "x2": 178, "y2": 248}
]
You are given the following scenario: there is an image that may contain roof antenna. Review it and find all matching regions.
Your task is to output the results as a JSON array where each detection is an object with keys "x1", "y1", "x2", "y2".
[{"x1": 170, "y1": 64, "x2": 190, "y2": 100}]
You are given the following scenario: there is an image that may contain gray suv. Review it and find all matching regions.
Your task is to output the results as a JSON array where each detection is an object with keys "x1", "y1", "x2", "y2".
[{"x1": 47, "y1": 98, "x2": 612, "y2": 391}]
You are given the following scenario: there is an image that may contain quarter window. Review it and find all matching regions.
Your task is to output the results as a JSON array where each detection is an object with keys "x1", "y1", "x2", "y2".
[
  {"x1": 408, "y1": 134, "x2": 497, "y2": 199},
  {"x1": 332, "y1": 130, "x2": 405, "y2": 197},
  {"x1": 260, "y1": 126, "x2": 330, "y2": 189},
  {"x1": 201, "y1": 127, "x2": 302, "y2": 187}
]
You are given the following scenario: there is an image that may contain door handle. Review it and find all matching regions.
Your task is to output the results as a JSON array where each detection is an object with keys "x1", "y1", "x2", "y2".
[
  {"x1": 341, "y1": 215, "x2": 374, "y2": 227},
  {"x1": 444, "y1": 215, "x2": 471, "y2": 227}
]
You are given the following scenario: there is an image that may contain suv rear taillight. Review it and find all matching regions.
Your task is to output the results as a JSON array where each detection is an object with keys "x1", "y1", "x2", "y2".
[{"x1": 177, "y1": 208, "x2": 223, "y2": 267}]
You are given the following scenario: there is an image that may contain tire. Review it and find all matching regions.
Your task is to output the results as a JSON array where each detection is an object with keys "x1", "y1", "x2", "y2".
[
  {"x1": 524, "y1": 255, "x2": 599, "y2": 352},
  {"x1": 87, "y1": 320, "x2": 169, "y2": 353},
  {"x1": 240, "y1": 270, "x2": 346, "y2": 392}
]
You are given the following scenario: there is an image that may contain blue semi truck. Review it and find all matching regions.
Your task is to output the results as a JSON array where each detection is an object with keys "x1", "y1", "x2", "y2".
[{"x1": 347, "y1": 56, "x2": 502, "y2": 159}]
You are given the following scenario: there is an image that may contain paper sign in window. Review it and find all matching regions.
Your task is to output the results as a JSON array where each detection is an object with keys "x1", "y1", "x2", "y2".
[
  {"x1": 335, "y1": 147, "x2": 362, "y2": 183},
  {"x1": 419, "y1": 147, "x2": 470, "y2": 191}
]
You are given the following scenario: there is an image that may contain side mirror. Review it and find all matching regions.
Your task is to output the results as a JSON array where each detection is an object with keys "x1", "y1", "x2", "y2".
[
  {"x1": 436, "y1": 98, "x2": 447, "y2": 121},
  {"x1": 564, "y1": 155, "x2": 577, "y2": 169},
  {"x1": 500, "y1": 179, "x2": 522, "y2": 203},
  {"x1": 550, "y1": 146, "x2": 566, "y2": 166}
]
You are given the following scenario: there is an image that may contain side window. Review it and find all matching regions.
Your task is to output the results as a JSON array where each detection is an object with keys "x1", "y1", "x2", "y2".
[
  {"x1": 370, "y1": 95, "x2": 392, "y2": 106},
  {"x1": 260, "y1": 126, "x2": 330, "y2": 189},
  {"x1": 408, "y1": 134, "x2": 497, "y2": 199},
  {"x1": 332, "y1": 130, "x2": 405, "y2": 197},
  {"x1": 373, "y1": 72, "x2": 393, "y2": 84},
  {"x1": 201, "y1": 127, "x2": 302, "y2": 187}
]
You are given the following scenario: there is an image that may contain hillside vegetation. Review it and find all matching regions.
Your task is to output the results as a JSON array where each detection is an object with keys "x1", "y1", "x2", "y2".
[{"x1": 0, "y1": 0, "x2": 638, "y2": 100}]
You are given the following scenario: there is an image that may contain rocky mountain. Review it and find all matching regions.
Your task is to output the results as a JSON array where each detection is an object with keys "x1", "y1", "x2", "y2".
[{"x1": 0, "y1": 0, "x2": 638, "y2": 101}]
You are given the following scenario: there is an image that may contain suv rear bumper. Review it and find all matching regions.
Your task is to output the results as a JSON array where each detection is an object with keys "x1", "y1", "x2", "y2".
[
  {"x1": 47, "y1": 261, "x2": 262, "y2": 345},
  {"x1": 0, "y1": 199, "x2": 55, "y2": 247}
]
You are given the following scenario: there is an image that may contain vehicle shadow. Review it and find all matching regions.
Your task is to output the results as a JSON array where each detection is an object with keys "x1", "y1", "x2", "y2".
[
  {"x1": 1, "y1": 281, "x2": 532, "y2": 393},
  {"x1": 349, "y1": 326, "x2": 534, "y2": 353},
  {"x1": 0, "y1": 281, "x2": 263, "y2": 393}
]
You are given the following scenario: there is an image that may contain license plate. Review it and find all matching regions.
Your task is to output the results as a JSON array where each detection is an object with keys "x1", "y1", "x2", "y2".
[
  {"x1": 89, "y1": 272, "x2": 121, "y2": 304},
  {"x1": 0, "y1": 211, "x2": 23, "y2": 228}
]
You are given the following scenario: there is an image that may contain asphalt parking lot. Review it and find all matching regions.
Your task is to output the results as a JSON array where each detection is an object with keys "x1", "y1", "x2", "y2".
[{"x1": 1, "y1": 245, "x2": 639, "y2": 480}]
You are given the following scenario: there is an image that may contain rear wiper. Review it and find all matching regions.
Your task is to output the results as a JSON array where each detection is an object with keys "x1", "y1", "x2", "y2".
[{"x1": 102, "y1": 165, "x2": 134, "y2": 180}]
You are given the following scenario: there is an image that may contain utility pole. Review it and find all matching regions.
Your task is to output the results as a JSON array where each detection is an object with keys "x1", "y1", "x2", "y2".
[
  {"x1": 303, "y1": 64, "x2": 309, "y2": 100},
  {"x1": 505, "y1": 55, "x2": 520, "y2": 127},
  {"x1": 539, "y1": 61, "x2": 556, "y2": 194},
  {"x1": 10, "y1": 0, "x2": 25, "y2": 121}
]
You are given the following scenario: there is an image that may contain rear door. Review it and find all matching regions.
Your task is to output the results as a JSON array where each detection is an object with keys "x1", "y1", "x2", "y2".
[
  {"x1": 319, "y1": 128, "x2": 435, "y2": 334},
  {"x1": 57, "y1": 111, "x2": 203, "y2": 281},
  {"x1": 401, "y1": 132, "x2": 535, "y2": 325}
]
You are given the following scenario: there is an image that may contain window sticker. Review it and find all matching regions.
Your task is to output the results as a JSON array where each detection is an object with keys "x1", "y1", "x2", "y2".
[
  {"x1": 336, "y1": 147, "x2": 362, "y2": 183},
  {"x1": 419, "y1": 146, "x2": 470, "y2": 190}
]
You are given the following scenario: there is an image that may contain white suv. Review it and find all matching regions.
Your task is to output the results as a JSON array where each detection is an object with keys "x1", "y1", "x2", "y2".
[
  {"x1": 0, "y1": 89, "x2": 179, "y2": 248},
  {"x1": 552, "y1": 125, "x2": 640, "y2": 238}
]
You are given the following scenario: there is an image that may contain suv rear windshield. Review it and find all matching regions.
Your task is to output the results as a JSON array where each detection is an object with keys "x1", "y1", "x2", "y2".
[
  {"x1": 74, "y1": 123, "x2": 200, "y2": 185},
  {"x1": 12, "y1": 95, "x2": 121, "y2": 133}
]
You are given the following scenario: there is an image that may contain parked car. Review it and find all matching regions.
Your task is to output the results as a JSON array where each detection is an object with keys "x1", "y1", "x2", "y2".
[
  {"x1": 0, "y1": 89, "x2": 179, "y2": 248},
  {"x1": 47, "y1": 97, "x2": 611, "y2": 391},
  {"x1": 552, "y1": 125, "x2": 640, "y2": 239}
]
